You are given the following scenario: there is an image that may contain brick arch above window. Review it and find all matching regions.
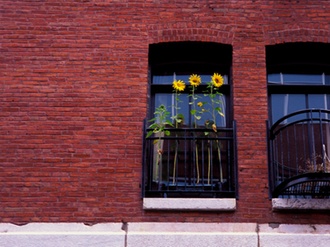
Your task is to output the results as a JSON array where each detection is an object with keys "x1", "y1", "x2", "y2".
[
  {"x1": 264, "y1": 28, "x2": 330, "y2": 46},
  {"x1": 147, "y1": 23, "x2": 234, "y2": 45}
]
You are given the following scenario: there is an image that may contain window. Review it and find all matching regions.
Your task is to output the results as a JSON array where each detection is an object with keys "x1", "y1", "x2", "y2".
[
  {"x1": 149, "y1": 42, "x2": 232, "y2": 128},
  {"x1": 143, "y1": 42, "x2": 237, "y2": 199},
  {"x1": 268, "y1": 73, "x2": 330, "y2": 124},
  {"x1": 267, "y1": 43, "x2": 330, "y2": 199}
]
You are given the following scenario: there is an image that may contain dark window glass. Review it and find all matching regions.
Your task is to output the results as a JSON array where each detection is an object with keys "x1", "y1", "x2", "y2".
[
  {"x1": 143, "y1": 42, "x2": 236, "y2": 199},
  {"x1": 267, "y1": 43, "x2": 330, "y2": 198},
  {"x1": 149, "y1": 42, "x2": 232, "y2": 127}
]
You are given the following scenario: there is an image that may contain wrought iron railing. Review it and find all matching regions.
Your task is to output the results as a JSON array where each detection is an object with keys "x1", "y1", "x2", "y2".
[
  {"x1": 142, "y1": 121, "x2": 237, "y2": 198},
  {"x1": 268, "y1": 109, "x2": 330, "y2": 198}
]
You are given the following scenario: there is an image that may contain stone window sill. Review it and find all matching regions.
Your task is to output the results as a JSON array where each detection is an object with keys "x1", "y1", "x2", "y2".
[
  {"x1": 272, "y1": 198, "x2": 330, "y2": 211},
  {"x1": 143, "y1": 198, "x2": 236, "y2": 211}
]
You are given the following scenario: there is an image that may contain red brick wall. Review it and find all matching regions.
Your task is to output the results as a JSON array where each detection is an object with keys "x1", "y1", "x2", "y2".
[{"x1": 0, "y1": 0, "x2": 329, "y2": 224}]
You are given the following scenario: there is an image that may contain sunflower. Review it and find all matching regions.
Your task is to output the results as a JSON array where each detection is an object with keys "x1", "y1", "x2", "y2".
[
  {"x1": 197, "y1": 101, "x2": 203, "y2": 107},
  {"x1": 211, "y1": 73, "x2": 224, "y2": 88},
  {"x1": 189, "y1": 74, "x2": 201, "y2": 87},
  {"x1": 172, "y1": 80, "x2": 186, "y2": 91}
]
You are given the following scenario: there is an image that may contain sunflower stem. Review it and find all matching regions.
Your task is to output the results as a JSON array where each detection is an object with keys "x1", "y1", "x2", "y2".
[
  {"x1": 191, "y1": 85, "x2": 200, "y2": 184},
  {"x1": 208, "y1": 144, "x2": 211, "y2": 184}
]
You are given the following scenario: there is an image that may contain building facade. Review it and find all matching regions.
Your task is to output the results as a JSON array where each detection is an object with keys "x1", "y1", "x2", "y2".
[{"x1": 1, "y1": 0, "x2": 330, "y2": 246}]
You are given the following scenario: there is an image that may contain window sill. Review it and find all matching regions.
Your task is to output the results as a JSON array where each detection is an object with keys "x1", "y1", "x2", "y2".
[
  {"x1": 143, "y1": 198, "x2": 236, "y2": 211},
  {"x1": 272, "y1": 198, "x2": 330, "y2": 211}
]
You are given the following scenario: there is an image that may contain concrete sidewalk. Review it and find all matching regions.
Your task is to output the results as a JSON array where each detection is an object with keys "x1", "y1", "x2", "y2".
[{"x1": 0, "y1": 222, "x2": 329, "y2": 247}]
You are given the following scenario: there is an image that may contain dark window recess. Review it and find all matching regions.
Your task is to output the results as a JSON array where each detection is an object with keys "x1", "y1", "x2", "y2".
[
  {"x1": 143, "y1": 42, "x2": 237, "y2": 198},
  {"x1": 267, "y1": 43, "x2": 330, "y2": 198}
]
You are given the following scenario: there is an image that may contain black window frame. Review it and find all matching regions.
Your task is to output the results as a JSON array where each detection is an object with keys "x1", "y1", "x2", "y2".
[
  {"x1": 142, "y1": 41, "x2": 237, "y2": 199},
  {"x1": 267, "y1": 42, "x2": 330, "y2": 199}
]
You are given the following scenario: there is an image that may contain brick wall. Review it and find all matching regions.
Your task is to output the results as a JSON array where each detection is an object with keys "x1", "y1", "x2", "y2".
[{"x1": 0, "y1": 0, "x2": 329, "y2": 224}]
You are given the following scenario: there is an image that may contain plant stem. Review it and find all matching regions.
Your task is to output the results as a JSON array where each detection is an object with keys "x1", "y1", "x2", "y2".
[
  {"x1": 172, "y1": 145, "x2": 178, "y2": 184},
  {"x1": 192, "y1": 86, "x2": 200, "y2": 184},
  {"x1": 210, "y1": 84, "x2": 223, "y2": 183},
  {"x1": 216, "y1": 139, "x2": 223, "y2": 183},
  {"x1": 172, "y1": 91, "x2": 179, "y2": 184},
  {"x1": 208, "y1": 143, "x2": 211, "y2": 184},
  {"x1": 156, "y1": 137, "x2": 162, "y2": 187}
]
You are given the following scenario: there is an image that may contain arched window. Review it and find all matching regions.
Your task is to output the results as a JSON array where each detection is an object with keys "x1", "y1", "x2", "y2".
[
  {"x1": 267, "y1": 42, "x2": 330, "y2": 199},
  {"x1": 143, "y1": 42, "x2": 236, "y2": 199}
]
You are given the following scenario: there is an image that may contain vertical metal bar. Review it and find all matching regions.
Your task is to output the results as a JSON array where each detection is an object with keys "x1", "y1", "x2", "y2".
[
  {"x1": 141, "y1": 119, "x2": 146, "y2": 198},
  {"x1": 302, "y1": 122, "x2": 307, "y2": 172},
  {"x1": 166, "y1": 137, "x2": 170, "y2": 189},
  {"x1": 176, "y1": 131, "x2": 180, "y2": 186},
  {"x1": 319, "y1": 110, "x2": 326, "y2": 172},
  {"x1": 293, "y1": 124, "x2": 299, "y2": 176},
  {"x1": 266, "y1": 120, "x2": 274, "y2": 198},
  {"x1": 209, "y1": 138, "x2": 213, "y2": 185},
  {"x1": 279, "y1": 131, "x2": 284, "y2": 182},
  {"x1": 308, "y1": 109, "x2": 316, "y2": 170},
  {"x1": 233, "y1": 120, "x2": 238, "y2": 199},
  {"x1": 227, "y1": 138, "x2": 231, "y2": 193},
  {"x1": 273, "y1": 137, "x2": 278, "y2": 186},
  {"x1": 285, "y1": 125, "x2": 291, "y2": 178},
  {"x1": 201, "y1": 137, "x2": 205, "y2": 186},
  {"x1": 192, "y1": 133, "x2": 196, "y2": 186},
  {"x1": 184, "y1": 128, "x2": 187, "y2": 190},
  {"x1": 149, "y1": 139, "x2": 154, "y2": 192},
  {"x1": 211, "y1": 138, "x2": 214, "y2": 186}
]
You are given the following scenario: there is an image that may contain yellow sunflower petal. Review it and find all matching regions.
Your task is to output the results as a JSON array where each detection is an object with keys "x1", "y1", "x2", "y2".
[
  {"x1": 189, "y1": 74, "x2": 201, "y2": 87},
  {"x1": 172, "y1": 80, "x2": 186, "y2": 91},
  {"x1": 211, "y1": 73, "x2": 224, "y2": 88}
]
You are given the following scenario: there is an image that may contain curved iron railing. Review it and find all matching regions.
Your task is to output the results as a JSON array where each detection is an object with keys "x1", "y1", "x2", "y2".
[
  {"x1": 272, "y1": 172, "x2": 330, "y2": 198},
  {"x1": 142, "y1": 121, "x2": 237, "y2": 198},
  {"x1": 268, "y1": 109, "x2": 330, "y2": 198}
]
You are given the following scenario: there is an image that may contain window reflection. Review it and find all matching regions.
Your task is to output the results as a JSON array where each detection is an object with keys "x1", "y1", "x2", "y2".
[
  {"x1": 269, "y1": 73, "x2": 330, "y2": 124},
  {"x1": 268, "y1": 73, "x2": 326, "y2": 85},
  {"x1": 153, "y1": 74, "x2": 227, "y2": 128},
  {"x1": 155, "y1": 93, "x2": 226, "y2": 127},
  {"x1": 152, "y1": 74, "x2": 228, "y2": 85}
]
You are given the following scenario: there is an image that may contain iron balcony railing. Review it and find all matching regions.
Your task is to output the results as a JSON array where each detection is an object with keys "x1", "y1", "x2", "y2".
[
  {"x1": 142, "y1": 121, "x2": 237, "y2": 198},
  {"x1": 268, "y1": 109, "x2": 330, "y2": 198}
]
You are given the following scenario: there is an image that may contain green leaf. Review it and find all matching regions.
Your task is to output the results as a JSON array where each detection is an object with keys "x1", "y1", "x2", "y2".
[
  {"x1": 148, "y1": 123, "x2": 159, "y2": 129},
  {"x1": 190, "y1": 109, "x2": 196, "y2": 115},
  {"x1": 146, "y1": 131, "x2": 154, "y2": 138},
  {"x1": 164, "y1": 130, "x2": 171, "y2": 136},
  {"x1": 195, "y1": 115, "x2": 201, "y2": 120},
  {"x1": 165, "y1": 120, "x2": 174, "y2": 127},
  {"x1": 148, "y1": 117, "x2": 157, "y2": 122}
]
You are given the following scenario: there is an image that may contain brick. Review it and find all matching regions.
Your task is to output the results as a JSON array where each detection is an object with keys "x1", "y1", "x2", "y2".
[{"x1": 0, "y1": 0, "x2": 330, "y2": 225}]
